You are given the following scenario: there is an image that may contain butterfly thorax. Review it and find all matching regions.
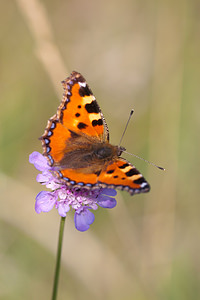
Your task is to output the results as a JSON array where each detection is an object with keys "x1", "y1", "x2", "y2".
[{"x1": 93, "y1": 144, "x2": 125, "y2": 160}]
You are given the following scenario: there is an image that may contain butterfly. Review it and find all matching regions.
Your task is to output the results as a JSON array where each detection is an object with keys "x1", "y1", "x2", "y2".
[{"x1": 41, "y1": 71, "x2": 150, "y2": 195}]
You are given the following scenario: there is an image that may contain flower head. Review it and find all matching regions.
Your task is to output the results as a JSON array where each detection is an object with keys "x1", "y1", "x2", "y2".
[{"x1": 29, "y1": 151, "x2": 117, "y2": 231}]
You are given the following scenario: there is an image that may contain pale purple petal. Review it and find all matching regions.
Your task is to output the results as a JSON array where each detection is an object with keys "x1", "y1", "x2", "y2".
[
  {"x1": 58, "y1": 189, "x2": 70, "y2": 200},
  {"x1": 29, "y1": 151, "x2": 51, "y2": 171},
  {"x1": 35, "y1": 191, "x2": 58, "y2": 213},
  {"x1": 45, "y1": 181, "x2": 61, "y2": 190},
  {"x1": 74, "y1": 209, "x2": 95, "y2": 232},
  {"x1": 56, "y1": 201, "x2": 70, "y2": 217},
  {"x1": 101, "y1": 188, "x2": 117, "y2": 197},
  {"x1": 97, "y1": 195, "x2": 117, "y2": 208},
  {"x1": 36, "y1": 172, "x2": 52, "y2": 184},
  {"x1": 89, "y1": 203, "x2": 98, "y2": 210}
]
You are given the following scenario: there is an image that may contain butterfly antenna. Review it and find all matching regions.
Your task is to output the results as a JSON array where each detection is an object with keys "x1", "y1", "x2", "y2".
[
  {"x1": 118, "y1": 109, "x2": 134, "y2": 147},
  {"x1": 124, "y1": 151, "x2": 165, "y2": 171}
]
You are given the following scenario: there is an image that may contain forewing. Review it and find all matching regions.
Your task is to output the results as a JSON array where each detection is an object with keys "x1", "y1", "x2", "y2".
[
  {"x1": 58, "y1": 71, "x2": 109, "y2": 141},
  {"x1": 41, "y1": 71, "x2": 109, "y2": 166}
]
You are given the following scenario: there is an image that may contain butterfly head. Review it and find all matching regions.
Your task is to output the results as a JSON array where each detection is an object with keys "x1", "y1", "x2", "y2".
[
  {"x1": 93, "y1": 144, "x2": 126, "y2": 161},
  {"x1": 117, "y1": 146, "x2": 126, "y2": 156}
]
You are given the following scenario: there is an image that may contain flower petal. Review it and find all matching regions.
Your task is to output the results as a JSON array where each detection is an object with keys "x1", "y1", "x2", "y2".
[
  {"x1": 56, "y1": 201, "x2": 70, "y2": 217},
  {"x1": 97, "y1": 195, "x2": 117, "y2": 208},
  {"x1": 29, "y1": 151, "x2": 51, "y2": 171},
  {"x1": 35, "y1": 191, "x2": 57, "y2": 213},
  {"x1": 36, "y1": 172, "x2": 51, "y2": 184},
  {"x1": 74, "y1": 208, "x2": 95, "y2": 232},
  {"x1": 101, "y1": 188, "x2": 117, "y2": 197},
  {"x1": 89, "y1": 203, "x2": 98, "y2": 210}
]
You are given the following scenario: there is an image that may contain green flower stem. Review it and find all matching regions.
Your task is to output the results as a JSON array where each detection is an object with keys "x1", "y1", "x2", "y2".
[{"x1": 52, "y1": 217, "x2": 66, "y2": 300}]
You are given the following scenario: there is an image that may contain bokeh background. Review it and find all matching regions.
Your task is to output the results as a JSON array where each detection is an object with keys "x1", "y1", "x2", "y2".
[{"x1": 1, "y1": 0, "x2": 200, "y2": 299}]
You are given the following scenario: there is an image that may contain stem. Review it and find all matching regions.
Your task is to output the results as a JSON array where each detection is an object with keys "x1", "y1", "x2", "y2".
[{"x1": 51, "y1": 217, "x2": 66, "y2": 300}]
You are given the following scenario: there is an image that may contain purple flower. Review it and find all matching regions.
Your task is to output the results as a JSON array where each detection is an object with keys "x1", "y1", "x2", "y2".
[{"x1": 29, "y1": 151, "x2": 117, "y2": 232}]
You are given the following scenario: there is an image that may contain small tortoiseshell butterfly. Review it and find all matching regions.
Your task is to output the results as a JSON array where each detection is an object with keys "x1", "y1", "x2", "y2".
[{"x1": 41, "y1": 71, "x2": 150, "y2": 195}]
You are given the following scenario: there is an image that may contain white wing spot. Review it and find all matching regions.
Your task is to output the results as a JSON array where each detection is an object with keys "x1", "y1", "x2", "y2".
[
  {"x1": 140, "y1": 182, "x2": 147, "y2": 188},
  {"x1": 78, "y1": 82, "x2": 86, "y2": 87}
]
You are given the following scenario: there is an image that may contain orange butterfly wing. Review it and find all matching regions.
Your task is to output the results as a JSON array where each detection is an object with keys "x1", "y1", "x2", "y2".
[
  {"x1": 98, "y1": 158, "x2": 150, "y2": 195},
  {"x1": 58, "y1": 73, "x2": 109, "y2": 141}
]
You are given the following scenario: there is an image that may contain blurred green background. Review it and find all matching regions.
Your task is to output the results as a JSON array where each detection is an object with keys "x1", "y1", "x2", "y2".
[{"x1": 1, "y1": 0, "x2": 200, "y2": 299}]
